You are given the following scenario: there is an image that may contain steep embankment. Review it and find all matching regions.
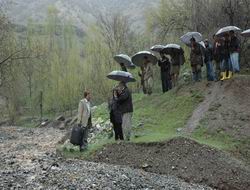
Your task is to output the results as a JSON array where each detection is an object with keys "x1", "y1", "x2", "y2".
[{"x1": 191, "y1": 76, "x2": 250, "y2": 164}]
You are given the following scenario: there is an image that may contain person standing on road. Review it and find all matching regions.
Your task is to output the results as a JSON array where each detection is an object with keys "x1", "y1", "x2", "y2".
[
  {"x1": 77, "y1": 91, "x2": 92, "y2": 152},
  {"x1": 116, "y1": 82, "x2": 133, "y2": 141},
  {"x1": 158, "y1": 52, "x2": 172, "y2": 93}
]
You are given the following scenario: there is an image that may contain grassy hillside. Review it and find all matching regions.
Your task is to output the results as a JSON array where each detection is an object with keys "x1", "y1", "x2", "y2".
[
  {"x1": 61, "y1": 82, "x2": 204, "y2": 158},
  {"x1": 60, "y1": 76, "x2": 250, "y2": 165}
]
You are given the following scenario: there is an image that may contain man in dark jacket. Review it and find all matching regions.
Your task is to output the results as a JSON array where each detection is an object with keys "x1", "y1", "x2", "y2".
[
  {"x1": 110, "y1": 89, "x2": 124, "y2": 141},
  {"x1": 158, "y1": 52, "x2": 172, "y2": 93},
  {"x1": 190, "y1": 38, "x2": 203, "y2": 82},
  {"x1": 116, "y1": 82, "x2": 133, "y2": 141},
  {"x1": 204, "y1": 39, "x2": 215, "y2": 81},
  {"x1": 229, "y1": 30, "x2": 240, "y2": 73},
  {"x1": 213, "y1": 35, "x2": 224, "y2": 81}
]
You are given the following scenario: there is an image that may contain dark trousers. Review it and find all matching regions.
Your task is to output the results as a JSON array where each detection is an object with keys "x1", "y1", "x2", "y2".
[
  {"x1": 113, "y1": 123, "x2": 124, "y2": 140},
  {"x1": 205, "y1": 61, "x2": 215, "y2": 81},
  {"x1": 191, "y1": 64, "x2": 202, "y2": 82},
  {"x1": 80, "y1": 126, "x2": 89, "y2": 148},
  {"x1": 161, "y1": 72, "x2": 172, "y2": 93}
]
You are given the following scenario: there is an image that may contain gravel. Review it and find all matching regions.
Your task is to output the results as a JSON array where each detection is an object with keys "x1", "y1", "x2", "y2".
[{"x1": 0, "y1": 126, "x2": 213, "y2": 190}]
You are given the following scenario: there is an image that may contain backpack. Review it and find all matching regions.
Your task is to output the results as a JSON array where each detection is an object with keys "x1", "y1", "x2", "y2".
[{"x1": 70, "y1": 124, "x2": 84, "y2": 146}]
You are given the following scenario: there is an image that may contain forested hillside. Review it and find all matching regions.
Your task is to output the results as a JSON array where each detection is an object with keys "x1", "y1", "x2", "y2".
[
  {"x1": 1, "y1": 1, "x2": 250, "y2": 189},
  {"x1": 0, "y1": 0, "x2": 250, "y2": 123}
]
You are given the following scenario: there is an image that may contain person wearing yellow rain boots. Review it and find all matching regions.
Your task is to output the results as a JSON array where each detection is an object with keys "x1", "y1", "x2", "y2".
[{"x1": 220, "y1": 33, "x2": 233, "y2": 81}]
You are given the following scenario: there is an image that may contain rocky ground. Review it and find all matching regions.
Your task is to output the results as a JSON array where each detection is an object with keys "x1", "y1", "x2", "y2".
[
  {"x1": 91, "y1": 137, "x2": 250, "y2": 190},
  {"x1": 0, "y1": 126, "x2": 213, "y2": 190}
]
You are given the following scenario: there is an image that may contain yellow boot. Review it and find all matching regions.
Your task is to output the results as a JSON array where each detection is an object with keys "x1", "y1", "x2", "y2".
[
  {"x1": 220, "y1": 72, "x2": 226, "y2": 81},
  {"x1": 227, "y1": 71, "x2": 233, "y2": 79}
]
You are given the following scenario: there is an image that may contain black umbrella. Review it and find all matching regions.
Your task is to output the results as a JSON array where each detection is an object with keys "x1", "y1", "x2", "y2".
[
  {"x1": 114, "y1": 54, "x2": 135, "y2": 69},
  {"x1": 150, "y1": 45, "x2": 165, "y2": 52},
  {"x1": 241, "y1": 29, "x2": 250, "y2": 37},
  {"x1": 162, "y1": 43, "x2": 182, "y2": 54},
  {"x1": 107, "y1": 70, "x2": 136, "y2": 83},
  {"x1": 131, "y1": 51, "x2": 158, "y2": 67},
  {"x1": 215, "y1": 26, "x2": 241, "y2": 37},
  {"x1": 180, "y1": 32, "x2": 202, "y2": 45}
]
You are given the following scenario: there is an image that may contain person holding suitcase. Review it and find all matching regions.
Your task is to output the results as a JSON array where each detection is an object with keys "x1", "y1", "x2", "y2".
[{"x1": 77, "y1": 91, "x2": 92, "y2": 152}]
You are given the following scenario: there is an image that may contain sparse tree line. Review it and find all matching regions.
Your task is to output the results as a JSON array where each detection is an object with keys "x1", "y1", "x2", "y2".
[{"x1": 0, "y1": 0, "x2": 249, "y2": 123}]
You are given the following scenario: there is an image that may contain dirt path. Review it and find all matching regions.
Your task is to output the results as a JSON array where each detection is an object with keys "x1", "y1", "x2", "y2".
[
  {"x1": 0, "y1": 126, "x2": 212, "y2": 190},
  {"x1": 183, "y1": 76, "x2": 250, "y2": 138},
  {"x1": 183, "y1": 82, "x2": 222, "y2": 134}
]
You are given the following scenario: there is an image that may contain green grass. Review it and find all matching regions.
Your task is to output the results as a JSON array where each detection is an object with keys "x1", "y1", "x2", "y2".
[
  {"x1": 59, "y1": 81, "x2": 250, "y2": 165},
  {"x1": 192, "y1": 125, "x2": 235, "y2": 150},
  {"x1": 131, "y1": 90, "x2": 203, "y2": 142},
  {"x1": 192, "y1": 124, "x2": 250, "y2": 164},
  {"x1": 91, "y1": 89, "x2": 204, "y2": 144},
  {"x1": 58, "y1": 138, "x2": 114, "y2": 159},
  {"x1": 59, "y1": 87, "x2": 204, "y2": 158}
]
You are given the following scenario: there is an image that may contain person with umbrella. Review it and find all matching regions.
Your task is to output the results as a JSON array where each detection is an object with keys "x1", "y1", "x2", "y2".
[
  {"x1": 229, "y1": 30, "x2": 240, "y2": 73},
  {"x1": 115, "y1": 81, "x2": 133, "y2": 141},
  {"x1": 132, "y1": 51, "x2": 157, "y2": 95},
  {"x1": 138, "y1": 66, "x2": 147, "y2": 94},
  {"x1": 107, "y1": 71, "x2": 135, "y2": 141},
  {"x1": 158, "y1": 52, "x2": 172, "y2": 93},
  {"x1": 120, "y1": 63, "x2": 128, "y2": 72},
  {"x1": 109, "y1": 87, "x2": 124, "y2": 141},
  {"x1": 114, "y1": 54, "x2": 135, "y2": 72},
  {"x1": 204, "y1": 39, "x2": 215, "y2": 81},
  {"x1": 169, "y1": 48, "x2": 185, "y2": 87},
  {"x1": 143, "y1": 56, "x2": 154, "y2": 95},
  {"x1": 220, "y1": 33, "x2": 232, "y2": 80},
  {"x1": 212, "y1": 34, "x2": 224, "y2": 81},
  {"x1": 190, "y1": 37, "x2": 203, "y2": 82},
  {"x1": 215, "y1": 26, "x2": 241, "y2": 78}
]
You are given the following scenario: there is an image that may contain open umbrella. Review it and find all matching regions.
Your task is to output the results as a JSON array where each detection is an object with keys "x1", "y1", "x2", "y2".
[
  {"x1": 215, "y1": 26, "x2": 241, "y2": 37},
  {"x1": 241, "y1": 29, "x2": 250, "y2": 37},
  {"x1": 162, "y1": 43, "x2": 181, "y2": 54},
  {"x1": 150, "y1": 45, "x2": 165, "y2": 52},
  {"x1": 131, "y1": 51, "x2": 158, "y2": 67},
  {"x1": 107, "y1": 70, "x2": 136, "y2": 83},
  {"x1": 180, "y1": 32, "x2": 202, "y2": 45},
  {"x1": 114, "y1": 54, "x2": 135, "y2": 69},
  {"x1": 199, "y1": 41, "x2": 206, "y2": 49}
]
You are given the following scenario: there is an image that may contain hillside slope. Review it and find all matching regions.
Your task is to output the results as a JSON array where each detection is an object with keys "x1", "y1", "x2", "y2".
[{"x1": 89, "y1": 75, "x2": 250, "y2": 190}]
